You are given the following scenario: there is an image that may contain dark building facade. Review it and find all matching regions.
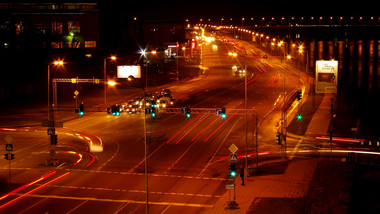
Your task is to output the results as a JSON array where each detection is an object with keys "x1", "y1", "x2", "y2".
[
  {"x1": 0, "y1": 2, "x2": 99, "y2": 54},
  {"x1": 0, "y1": 2, "x2": 100, "y2": 99}
]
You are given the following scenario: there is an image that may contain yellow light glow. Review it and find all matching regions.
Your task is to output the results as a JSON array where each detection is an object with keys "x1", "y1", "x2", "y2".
[
  {"x1": 107, "y1": 81, "x2": 117, "y2": 86},
  {"x1": 151, "y1": 50, "x2": 157, "y2": 54},
  {"x1": 287, "y1": 55, "x2": 291, "y2": 59},
  {"x1": 110, "y1": 56, "x2": 117, "y2": 60},
  {"x1": 54, "y1": 60, "x2": 63, "y2": 65}
]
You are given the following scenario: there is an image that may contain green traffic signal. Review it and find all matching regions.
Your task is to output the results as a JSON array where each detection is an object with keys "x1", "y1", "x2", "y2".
[
  {"x1": 186, "y1": 113, "x2": 191, "y2": 118},
  {"x1": 152, "y1": 112, "x2": 156, "y2": 117},
  {"x1": 297, "y1": 113, "x2": 302, "y2": 120}
]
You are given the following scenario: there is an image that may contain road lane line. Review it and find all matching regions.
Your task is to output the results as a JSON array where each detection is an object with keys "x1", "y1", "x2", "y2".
[
  {"x1": 175, "y1": 114, "x2": 209, "y2": 144},
  {"x1": 66, "y1": 200, "x2": 88, "y2": 214},
  {"x1": 204, "y1": 110, "x2": 240, "y2": 142},
  {"x1": 289, "y1": 139, "x2": 303, "y2": 160},
  {"x1": 12, "y1": 194, "x2": 215, "y2": 208},
  {"x1": 96, "y1": 140, "x2": 119, "y2": 171},
  {"x1": 197, "y1": 119, "x2": 240, "y2": 177}
]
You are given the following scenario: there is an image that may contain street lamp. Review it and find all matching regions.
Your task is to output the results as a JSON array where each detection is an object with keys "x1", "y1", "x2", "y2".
[
  {"x1": 104, "y1": 55, "x2": 117, "y2": 105},
  {"x1": 127, "y1": 75, "x2": 149, "y2": 214},
  {"x1": 48, "y1": 60, "x2": 64, "y2": 121},
  {"x1": 140, "y1": 49, "x2": 156, "y2": 89},
  {"x1": 228, "y1": 52, "x2": 248, "y2": 177}
]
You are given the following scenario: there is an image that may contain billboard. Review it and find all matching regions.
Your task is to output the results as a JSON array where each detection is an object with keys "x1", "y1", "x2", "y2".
[
  {"x1": 315, "y1": 60, "x2": 338, "y2": 93},
  {"x1": 117, "y1": 65, "x2": 141, "y2": 78}
]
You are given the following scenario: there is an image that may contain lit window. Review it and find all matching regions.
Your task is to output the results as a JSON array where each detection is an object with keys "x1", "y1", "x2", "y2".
[
  {"x1": 68, "y1": 21, "x2": 80, "y2": 33},
  {"x1": 85, "y1": 41, "x2": 96, "y2": 48},
  {"x1": 68, "y1": 41, "x2": 81, "y2": 48},
  {"x1": 51, "y1": 21, "x2": 63, "y2": 34},
  {"x1": 51, "y1": 42, "x2": 63, "y2": 48}
]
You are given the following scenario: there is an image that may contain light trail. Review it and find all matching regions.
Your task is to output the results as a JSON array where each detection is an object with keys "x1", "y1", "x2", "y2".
[
  {"x1": 0, "y1": 171, "x2": 56, "y2": 201},
  {"x1": 191, "y1": 117, "x2": 219, "y2": 142},
  {"x1": 204, "y1": 110, "x2": 240, "y2": 142},
  {"x1": 0, "y1": 172, "x2": 70, "y2": 210},
  {"x1": 166, "y1": 114, "x2": 203, "y2": 144},
  {"x1": 175, "y1": 114, "x2": 209, "y2": 144}
]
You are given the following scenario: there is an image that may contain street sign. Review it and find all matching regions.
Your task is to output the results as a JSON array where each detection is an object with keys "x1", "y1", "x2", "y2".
[
  {"x1": 226, "y1": 184, "x2": 234, "y2": 189},
  {"x1": 4, "y1": 135, "x2": 13, "y2": 144},
  {"x1": 74, "y1": 90, "x2": 79, "y2": 96},
  {"x1": 47, "y1": 128, "x2": 55, "y2": 135},
  {"x1": 5, "y1": 144, "x2": 13, "y2": 151},
  {"x1": 228, "y1": 144, "x2": 238, "y2": 154},
  {"x1": 229, "y1": 153, "x2": 238, "y2": 162}
]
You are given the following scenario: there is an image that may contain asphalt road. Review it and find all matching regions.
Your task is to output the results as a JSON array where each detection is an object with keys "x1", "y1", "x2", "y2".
[{"x1": 0, "y1": 32, "x2": 306, "y2": 213}]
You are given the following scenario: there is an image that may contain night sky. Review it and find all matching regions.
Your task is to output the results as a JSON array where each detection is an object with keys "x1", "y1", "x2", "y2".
[{"x1": 99, "y1": 0, "x2": 378, "y2": 21}]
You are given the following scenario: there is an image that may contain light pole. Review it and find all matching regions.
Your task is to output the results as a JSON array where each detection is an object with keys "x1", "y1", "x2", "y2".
[
  {"x1": 228, "y1": 52, "x2": 248, "y2": 177},
  {"x1": 47, "y1": 60, "x2": 63, "y2": 121},
  {"x1": 103, "y1": 55, "x2": 117, "y2": 105},
  {"x1": 140, "y1": 49, "x2": 156, "y2": 90},
  {"x1": 127, "y1": 75, "x2": 149, "y2": 214}
]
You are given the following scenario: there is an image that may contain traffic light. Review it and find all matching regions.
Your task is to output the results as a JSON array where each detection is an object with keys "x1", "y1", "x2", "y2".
[
  {"x1": 79, "y1": 104, "x2": 84, "y2": 116},
  {"x1": 221, "y1": 107, "x2": 226, "y2": 119},
  {"x1": 276, "y1": 134, "x2": 281, "y2": 145},
  {"x1": 10, "y1": 153, "x2": 15, "y2": 160},
  {"x1": 50, "y1": 134, "x2": 58, "y2": 145},
  {"x1": 229, "y1": 163, "x2": 236, "y2": 177},
  {"x1": 111, "y1": 105, "x2": 120, "y2": 116},
  {"x1": 332, "y1": 114, "x2": 336, "y2": 122},
  {"x1": 185, "y1": 107, "x2": 191, "y2": 118},
  {"x1": 297, "y1": 113, "x2": 302, "y2": 120},
  {"x1": 151, "y1": 109, "x2": 156, "y2": 118},
  {"x1": 296, "y1": 89, "x2": 302, "y2": 101},
  {"x1": 4, "y1": 153, "x2": 9, "y2": 160}
]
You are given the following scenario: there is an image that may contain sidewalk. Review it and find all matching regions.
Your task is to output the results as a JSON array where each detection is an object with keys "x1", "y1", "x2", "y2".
[{"x1": 206, "y1": 159, "x2": 320, "y2": 214}]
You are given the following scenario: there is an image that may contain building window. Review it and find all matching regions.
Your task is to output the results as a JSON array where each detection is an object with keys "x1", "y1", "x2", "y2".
[
  {"x1": 68, "y1": 41, "x2": 81, "y2": 48},
  {"x1": 85, "y1": 41, "x2": 96, "y2": 48},
  {"x1": 68, "y1": 21, "x2": 80, "y2": 33},
  {"x1": 15, "y1": 22, "x2": 24, "y2": 35},
  {"x1": 51, "y1": 21, "x2": 63, "y2": 34},
  {"x1": 35, "y1": 23, "x2": 46, "y2": 34},
  {"x1": 51, "y1": 42, "x2": 63, "y2": 48}
]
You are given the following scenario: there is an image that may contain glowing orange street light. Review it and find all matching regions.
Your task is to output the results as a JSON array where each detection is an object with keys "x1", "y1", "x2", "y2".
[
  {"x1": 54, "y1": 60, "x2": 63, "y2": 65},
  {"x1": 151, "y1": 50, "x2": 157, "y2": 55},
  {"x1": 107, "y1": 80, "x2": 117, "y2": 86}
]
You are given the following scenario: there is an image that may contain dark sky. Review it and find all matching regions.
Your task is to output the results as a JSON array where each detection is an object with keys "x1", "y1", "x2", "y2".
[{"x1": 100, "y1": 0, "x2": 378, "y2": 21}]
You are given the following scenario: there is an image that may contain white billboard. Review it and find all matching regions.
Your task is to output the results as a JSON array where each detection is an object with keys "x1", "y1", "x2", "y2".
[
  {"x1": 117, "y1": 65, "x2": 141, "y2": 78},
  {"x1": 315, "y1": 60, "x2": 338, "y2": 93}
]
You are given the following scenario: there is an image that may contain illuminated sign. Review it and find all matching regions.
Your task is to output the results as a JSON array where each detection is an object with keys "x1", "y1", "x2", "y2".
[
  {"x1": 315, "y1": 60, "x2": 338, "y2": 93},
  {"x1": 117, "y1": 65, "x2": 141, "y2": 78}
]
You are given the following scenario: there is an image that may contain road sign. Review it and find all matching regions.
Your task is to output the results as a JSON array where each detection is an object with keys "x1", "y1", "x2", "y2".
[
  {"x1": 226, "y1": 184, "x2": 234, "y2": 189},
  {"x1": 5, "y1": 144, "x2": 13, "y2": 151},
  {"x1": 229, "y1": 153, "x2": 238, "y2": 162},
  {"x1": 47, "y1": 128, "x2": 55, "y2": 135},
  {"x1": 228, "y1": 144, "x2": 238, "y2": 154},
  {"x1": 4, "y1": 135, "x2": 13, "y2": 144},
  {"x1": 74, "y1": 90, "x2": 79, "y2": 96}
]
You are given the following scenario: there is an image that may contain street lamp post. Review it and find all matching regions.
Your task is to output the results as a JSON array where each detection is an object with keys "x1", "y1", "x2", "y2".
[
  {"x1": 104, "y1": 56, "x2": 117, "y2": 105},
  {"x1": 228, "y1": 52, "x2": 248, "y2": 177},
  {"x1": 127, "y1": 76, "x2": 149, "y2": 214},
  {"x1": 47, "y1": 60, "x2": 63, "y2": 121}
]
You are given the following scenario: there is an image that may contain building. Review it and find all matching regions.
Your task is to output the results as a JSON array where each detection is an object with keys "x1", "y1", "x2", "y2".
[{"x1": 0, "y1": 1, "x2": 99, "y2": 55}]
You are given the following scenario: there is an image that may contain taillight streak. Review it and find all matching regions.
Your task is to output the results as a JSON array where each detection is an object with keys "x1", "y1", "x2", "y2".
[
  {"x1": 0, "y1": 172, "x2": 70, "y2": 209},
  {"x1": 166, "y1": 114, "x2": 203, "y2": 144},
  {"x1": 175, "y1": 115, "x2": 209, "y2": 144},
  {"x1": 204, "y1": 110, "x2": 240, "y2": 142},
  {"x1": 0, "y1": 171, "x2": 56, "y2": 201}
]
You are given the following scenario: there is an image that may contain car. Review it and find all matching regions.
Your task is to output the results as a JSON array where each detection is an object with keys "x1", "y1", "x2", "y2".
[{"x1": 160, "y1": 89, "x2": 172, "y2": 98}]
